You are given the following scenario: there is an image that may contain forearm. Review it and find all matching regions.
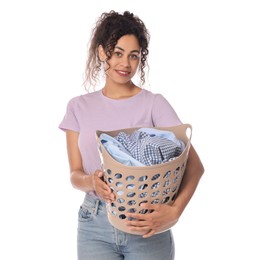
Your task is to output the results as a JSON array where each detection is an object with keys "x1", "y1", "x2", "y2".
[
  {"x1": 70, "y1": 170, "x2": 94, "y2": 193},
  {"x1": 125, "y1": 146, "x2": 204, "y2": 238},
  {"x1": 174, "y1": 145, "x2": 204, "y2": 216}
]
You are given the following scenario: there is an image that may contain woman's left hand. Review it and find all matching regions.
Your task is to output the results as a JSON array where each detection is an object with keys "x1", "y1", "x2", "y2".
[{"x1": 126, "y1": 203, "x2": 180, "y2": 238}]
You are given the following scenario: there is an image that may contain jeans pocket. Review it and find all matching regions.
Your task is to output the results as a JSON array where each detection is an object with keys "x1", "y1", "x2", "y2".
[{"x1": 78, "y1": 205, "x2": 93, "y2": 222}]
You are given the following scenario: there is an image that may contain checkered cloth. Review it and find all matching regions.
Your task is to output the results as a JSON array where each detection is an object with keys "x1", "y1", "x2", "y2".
[{"x1": 115, "y1": 130, "x2": 183, "y2": 166}]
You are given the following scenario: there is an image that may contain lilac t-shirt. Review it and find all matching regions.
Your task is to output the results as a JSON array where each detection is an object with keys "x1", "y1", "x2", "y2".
[{"x1": 59, "y1": 89, "x2": 181, "y2": 176}]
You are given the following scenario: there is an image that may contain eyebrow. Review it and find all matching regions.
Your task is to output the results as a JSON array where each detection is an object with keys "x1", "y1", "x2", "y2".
[{"x1": 115, "y1": 46, "x2": 140, "y2": 53}]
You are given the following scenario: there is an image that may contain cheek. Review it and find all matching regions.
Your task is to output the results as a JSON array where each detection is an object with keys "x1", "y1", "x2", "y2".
[
  {"x1": 107, "y1": 59, "x2": 117, "y2": 67},
  {"x1": 104, "y1": 61, "x2": 116, "y2": 73}
]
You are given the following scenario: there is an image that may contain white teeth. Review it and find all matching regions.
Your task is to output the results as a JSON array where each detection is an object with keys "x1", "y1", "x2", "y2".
[{"x1": 118, "y1": 71, "x2": 128, "y2": 75}]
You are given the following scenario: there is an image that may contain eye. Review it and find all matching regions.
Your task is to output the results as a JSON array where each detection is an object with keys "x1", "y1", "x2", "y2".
[
  {"x1": 113, "y1": 51, "x2": 123, "y2": 57},
  {"x1": 129, "y1": 54, "x2": 140, "y2": 60}
]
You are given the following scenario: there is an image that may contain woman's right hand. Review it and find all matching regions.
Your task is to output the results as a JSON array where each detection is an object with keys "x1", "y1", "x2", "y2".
[{"x1": 92, "y1": 170, "x2": 115, "y2": 202}]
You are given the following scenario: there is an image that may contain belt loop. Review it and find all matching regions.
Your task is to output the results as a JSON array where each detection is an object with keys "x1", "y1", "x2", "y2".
[{"x1": 93, "y1": 199, "x2": 100, "y2": 216}]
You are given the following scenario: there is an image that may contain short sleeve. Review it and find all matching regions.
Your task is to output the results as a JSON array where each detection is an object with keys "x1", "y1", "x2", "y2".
[
  {"x1": 59, "y1": 98, "x2": 80, "y2": 132},
  {"x1": 152, "y1": 94, "x2": 182, "y2": 126}
]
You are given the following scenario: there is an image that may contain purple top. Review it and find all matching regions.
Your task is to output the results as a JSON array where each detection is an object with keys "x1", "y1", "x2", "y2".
[{"x1": 59, "y1": 89, "x2": 181, "y2": 177}]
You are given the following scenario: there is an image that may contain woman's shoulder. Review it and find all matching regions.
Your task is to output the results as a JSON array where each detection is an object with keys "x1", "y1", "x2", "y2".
[{"x1": 141, "y1": 88, "x2": 166, "y2": 101}]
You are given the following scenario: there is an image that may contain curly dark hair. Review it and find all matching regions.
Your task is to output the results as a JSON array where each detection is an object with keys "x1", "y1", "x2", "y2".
[{"x1": 83, "y1": 10, "x2": 150, "y2": 91}]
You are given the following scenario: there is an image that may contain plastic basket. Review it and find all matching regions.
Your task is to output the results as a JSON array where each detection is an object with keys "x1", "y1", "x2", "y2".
[{"x1": 96, "y1": 124, "x2": 192, "y2": 235}]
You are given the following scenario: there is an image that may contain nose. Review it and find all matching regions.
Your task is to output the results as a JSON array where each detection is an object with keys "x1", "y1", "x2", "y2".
[{"x1": 120, "y1": 56, "x2": 130, "y2": 67}]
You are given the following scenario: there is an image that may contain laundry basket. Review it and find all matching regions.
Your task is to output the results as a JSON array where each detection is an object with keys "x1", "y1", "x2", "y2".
[{"x1": 96, "y1": 124, "x2": 192, "y2": 235}]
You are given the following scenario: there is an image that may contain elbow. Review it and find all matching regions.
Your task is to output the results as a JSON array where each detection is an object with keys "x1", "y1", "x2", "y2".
[
  {"x1": 69, "y1": 170, "x2": 82, "y2": 190},
  {"x1": 199, "y1": 162, "x2": 205, "y2": 177},
  {"x1": 196, "y1": 155, "x2": 205, "y2": 178},
  {"x1": 70, "y1": 171, "x2": 77, "y2": 189}
]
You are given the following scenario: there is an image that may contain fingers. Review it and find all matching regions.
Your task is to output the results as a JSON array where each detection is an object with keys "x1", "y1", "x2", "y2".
[
  {"x1": 94, "y1": 170, "x2": 104, "y2": 178},
  {"x1": 125, "y1": 203, "x2": 154, "y2": 222},
  {"x1": 142, "y1": 229, "x2": 156, "y2": 238},
  {"x1": 125, "y1": 204, "x2": 159, "y2": 237},
  {"x1": 93, "y1": 170, "x2": 115, "y2": 202},
  {"x1": 125, "y1": 218, "x2": 156, "y2": 238},
  {"x1": 140, "y1": 202, "x2": 159, "y2": 211}
]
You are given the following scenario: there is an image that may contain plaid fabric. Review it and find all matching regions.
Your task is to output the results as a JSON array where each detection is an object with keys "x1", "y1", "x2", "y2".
[{"x1": 115, "y1": 131, "x2": 183, "y2": 166}]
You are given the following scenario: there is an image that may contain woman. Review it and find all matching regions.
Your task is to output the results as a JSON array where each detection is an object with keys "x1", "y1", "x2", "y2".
[{"x1": 59, "y1": 10, "x2": 204, "y2": 260}]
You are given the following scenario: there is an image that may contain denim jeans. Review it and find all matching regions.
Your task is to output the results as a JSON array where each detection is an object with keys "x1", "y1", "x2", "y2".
[{"x1": 77, "y1": 194, "x2": 175, "y2": 260}]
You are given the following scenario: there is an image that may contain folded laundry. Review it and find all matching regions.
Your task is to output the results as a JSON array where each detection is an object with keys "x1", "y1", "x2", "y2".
[{"x1": 100, "y1": 128, "x2": 185, "y2": 166}]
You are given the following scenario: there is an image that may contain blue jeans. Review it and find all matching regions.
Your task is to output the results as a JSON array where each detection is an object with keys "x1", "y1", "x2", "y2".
[{"x1": 77, "y1": 194, "x2": 175, "y2": 260}]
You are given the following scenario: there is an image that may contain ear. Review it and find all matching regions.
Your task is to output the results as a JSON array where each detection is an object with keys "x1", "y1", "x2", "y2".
[{"x1": 98, "y1": 45, "x2": 106, "y2": 62}]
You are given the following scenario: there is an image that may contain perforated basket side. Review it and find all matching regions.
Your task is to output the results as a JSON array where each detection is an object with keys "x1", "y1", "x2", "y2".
[{"x1": 96, "y1": 124, "x2": 192, "y2": 235}]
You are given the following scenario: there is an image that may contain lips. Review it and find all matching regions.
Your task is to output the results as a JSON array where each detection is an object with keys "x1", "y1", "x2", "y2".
[{"x1": 116, "y1": 70, "x2": 130, "y2": 76}]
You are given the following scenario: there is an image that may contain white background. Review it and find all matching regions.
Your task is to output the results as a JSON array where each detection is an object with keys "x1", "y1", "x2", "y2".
[{"x1": 0, "y1": 0, "x2": 252, "y2": 259}]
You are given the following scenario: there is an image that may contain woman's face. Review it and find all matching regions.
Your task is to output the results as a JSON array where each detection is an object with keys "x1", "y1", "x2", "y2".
[{"x1": 102, "y1": 34, "x2": 141, "y2": 85}]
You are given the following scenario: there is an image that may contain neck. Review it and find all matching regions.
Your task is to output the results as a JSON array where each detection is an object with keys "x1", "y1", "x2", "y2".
[{"x1": 102, "y1": 83, "x2": 141, "y2": 100}]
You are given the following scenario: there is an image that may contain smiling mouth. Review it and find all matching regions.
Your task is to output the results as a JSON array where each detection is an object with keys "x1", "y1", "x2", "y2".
[{"x1": 116, "y1": 70, "x2": 130, "y2": 76}]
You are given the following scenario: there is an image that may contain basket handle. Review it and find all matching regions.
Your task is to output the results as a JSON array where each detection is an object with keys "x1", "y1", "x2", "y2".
[{"x1": 185, "y1": 123, "x2": 192, "y2": 141}]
